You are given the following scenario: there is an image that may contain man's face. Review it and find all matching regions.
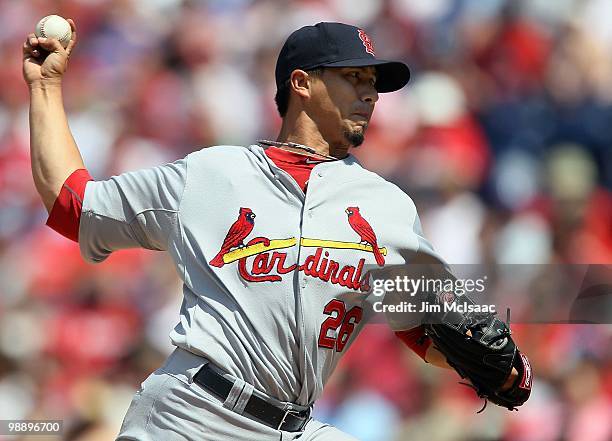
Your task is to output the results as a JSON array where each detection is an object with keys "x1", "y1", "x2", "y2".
[{"x1": 306, "y1": 66, "x2": 378, "y2": 149}]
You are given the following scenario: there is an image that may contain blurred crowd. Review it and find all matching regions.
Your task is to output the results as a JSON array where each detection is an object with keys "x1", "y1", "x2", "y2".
[{"x1": 0, "y1": 0, "x2": 611, "y2": 440}]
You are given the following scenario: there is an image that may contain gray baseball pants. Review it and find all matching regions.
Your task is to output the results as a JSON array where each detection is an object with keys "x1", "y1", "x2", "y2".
[{"x1": 116, "y1": 348, "x2": 357, "y2": 441}]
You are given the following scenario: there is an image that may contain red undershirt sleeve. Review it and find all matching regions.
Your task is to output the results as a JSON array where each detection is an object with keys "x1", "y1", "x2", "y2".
[
  {"x1": 395, "y1": 325, "x2": 432, "y2": 361},
  {"x1": 45, "y1": 168, "x2": 94, "y2": 242}
]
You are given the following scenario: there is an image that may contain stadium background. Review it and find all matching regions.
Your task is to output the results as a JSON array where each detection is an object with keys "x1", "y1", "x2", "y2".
[{"x1": 1, "y1": 0, "x2": 611, "y2": 440}]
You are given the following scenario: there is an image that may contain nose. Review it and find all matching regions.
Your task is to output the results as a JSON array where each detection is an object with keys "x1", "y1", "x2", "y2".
[{"x1": 361, "y1": 84, "x2": 379, "y2": 104}]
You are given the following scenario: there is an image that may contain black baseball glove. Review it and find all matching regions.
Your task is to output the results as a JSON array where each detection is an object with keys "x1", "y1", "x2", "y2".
[{"x1": 422, "y1": 291, "x2": 533, "y2": 412}]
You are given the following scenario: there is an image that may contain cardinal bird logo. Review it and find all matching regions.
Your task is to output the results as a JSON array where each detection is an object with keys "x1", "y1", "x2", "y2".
[
  {"x1": 346, "y1": 206, "x2": 385, "y2": 266},
  {"x1": 210, "y1": 207, "x2": 256, "y2": 267},
  {"x1": 358, "y1": 29, "x2": 376, "y2": 56}
]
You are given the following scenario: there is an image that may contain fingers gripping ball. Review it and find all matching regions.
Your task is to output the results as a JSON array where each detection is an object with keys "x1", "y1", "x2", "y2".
[{"x1": 35, "y1": 15, "x2": 72, "y2": 48}]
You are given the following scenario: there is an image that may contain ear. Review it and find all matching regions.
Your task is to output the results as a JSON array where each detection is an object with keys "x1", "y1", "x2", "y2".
[{"x1": 289, "y1": 69, "x2": 314, "y2": 99}]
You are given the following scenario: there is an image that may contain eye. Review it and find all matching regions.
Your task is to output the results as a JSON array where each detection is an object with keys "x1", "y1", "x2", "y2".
[{"x1": 346, "y1": 71, "x2": 376, "y2": 86}]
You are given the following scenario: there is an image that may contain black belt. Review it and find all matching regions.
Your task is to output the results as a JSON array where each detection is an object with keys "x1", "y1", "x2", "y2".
[{"x1": 193, "y1": 363, "x2": 311, "y2": 432}]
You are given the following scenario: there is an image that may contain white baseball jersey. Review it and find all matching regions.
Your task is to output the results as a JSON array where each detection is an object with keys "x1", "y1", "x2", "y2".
[{"x1": 78, "y1": 144, "x2": 439, "y2": 406}]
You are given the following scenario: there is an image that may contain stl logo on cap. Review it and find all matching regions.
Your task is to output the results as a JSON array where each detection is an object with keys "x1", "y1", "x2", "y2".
[{"x1": 358, "y1": 29, "x2": 375, "y2": 56}]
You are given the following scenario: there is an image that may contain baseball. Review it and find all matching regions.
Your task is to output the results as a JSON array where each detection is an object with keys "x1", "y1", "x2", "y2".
[{"x1": 35, "y1": 15, "x2": 72, "y2": 48}]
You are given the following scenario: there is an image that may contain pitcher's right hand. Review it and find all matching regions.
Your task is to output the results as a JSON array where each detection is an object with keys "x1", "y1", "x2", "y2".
[{"x1": 22, "y1": 18, "x2": 77, "y2": 86}]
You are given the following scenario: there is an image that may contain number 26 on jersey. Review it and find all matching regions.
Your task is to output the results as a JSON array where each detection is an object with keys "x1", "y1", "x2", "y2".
[{"x1": 318, "y1": 299, "x2": 363, "y2": 352}]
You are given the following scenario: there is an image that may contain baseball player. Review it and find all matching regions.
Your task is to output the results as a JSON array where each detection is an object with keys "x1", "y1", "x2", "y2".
[{"x1": 23, "y1": 20, "x2": 531, "y2": 441}]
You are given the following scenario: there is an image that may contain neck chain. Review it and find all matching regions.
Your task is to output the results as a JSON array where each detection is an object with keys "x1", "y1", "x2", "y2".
[{"x1": 257, "y1": 139, "x2": 339, "y2": 161}]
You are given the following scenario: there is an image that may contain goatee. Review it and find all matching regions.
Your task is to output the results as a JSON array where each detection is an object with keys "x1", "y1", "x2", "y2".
[{"x1": 344, "y1": 127, "x2": 365, "y2": 147}]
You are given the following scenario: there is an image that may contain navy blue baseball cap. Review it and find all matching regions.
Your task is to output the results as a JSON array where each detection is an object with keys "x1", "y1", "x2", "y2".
[{"x1": 275, "y1": 22, "x2": 410, "y2": 93}]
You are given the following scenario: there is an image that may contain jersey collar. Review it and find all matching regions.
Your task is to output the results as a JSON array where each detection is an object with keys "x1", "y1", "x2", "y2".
[{"x1": 263, "y1": 146, "x2": 333, "y2": 166}]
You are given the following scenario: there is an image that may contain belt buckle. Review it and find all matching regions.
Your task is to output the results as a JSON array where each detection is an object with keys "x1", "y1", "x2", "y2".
[{"x1": 277, "y1": 403, "x2": 308, "y2": 431}]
